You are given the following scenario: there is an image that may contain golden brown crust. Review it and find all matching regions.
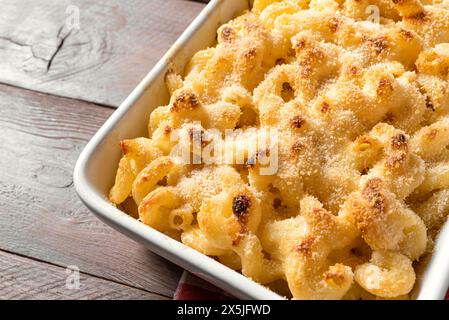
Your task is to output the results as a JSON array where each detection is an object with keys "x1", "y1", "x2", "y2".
[
  {"x1": 294, "y1": 235, "x2": 315, "y2": 256},
  {"x1": 171, "y1": 90, "x2": 200, "y2": 112},
  {"x1": 110, "y1": 0, "x2": 449, "y2": 300},
  {"x1": 354, "y1": 179, "x2": 387, "y2": 234}
]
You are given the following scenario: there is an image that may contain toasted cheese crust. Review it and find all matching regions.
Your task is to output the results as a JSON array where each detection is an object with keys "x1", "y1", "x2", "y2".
[{"x1": 110, "y1": 0, "x2": 449, "y2": 300}]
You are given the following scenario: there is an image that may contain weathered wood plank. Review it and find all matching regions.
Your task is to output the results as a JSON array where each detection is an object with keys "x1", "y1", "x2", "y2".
[
  {"x1": 0, "y1": 250, "x2": 168, "y2": 299},
  {"x1": 0, "y1": 0, "x2": 205, "y2": 107},
  {"x1": 0, "y1": 83, "x2": 182, "y2": 297}
]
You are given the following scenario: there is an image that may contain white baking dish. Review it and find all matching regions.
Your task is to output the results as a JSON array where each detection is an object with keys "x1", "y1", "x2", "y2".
[{"x1": 74, "y1": 0, "x2": 449, "y2": 300}]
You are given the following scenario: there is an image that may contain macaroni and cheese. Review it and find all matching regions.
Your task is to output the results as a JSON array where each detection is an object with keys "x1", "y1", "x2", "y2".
[{"x1": 110, "y1": 0, "x2": 449, "y2": 299}]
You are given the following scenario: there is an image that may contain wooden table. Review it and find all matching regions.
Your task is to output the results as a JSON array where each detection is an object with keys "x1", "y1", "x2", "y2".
[{"x1": 0, "y1": 0, "x2": 208, "y2": 299}]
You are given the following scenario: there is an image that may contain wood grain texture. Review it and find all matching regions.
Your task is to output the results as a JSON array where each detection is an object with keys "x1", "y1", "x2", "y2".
[
  {"x1": 0, "y1": 250, "x2": 168, "y2": 300},
  {"x1": 0, "y1": 0, "x2": 205, "y2": 107},
  {"x1": 0, "y1": 83, "x2": 182, "y2": 298}
]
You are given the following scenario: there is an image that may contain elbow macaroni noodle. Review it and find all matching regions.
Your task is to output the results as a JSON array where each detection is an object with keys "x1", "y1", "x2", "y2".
[{"x1": 110, "y1": 0, "x2": 449, "y2": 299}]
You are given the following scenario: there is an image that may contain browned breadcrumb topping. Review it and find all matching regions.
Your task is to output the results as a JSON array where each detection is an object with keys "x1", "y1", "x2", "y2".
[
  {"x1": 426, "y1": 128, "x2": 439, "y2": 139},
  {"x1": 425, "y1": 97, "x2": 435, "y2": 111},
  {"x1": 391, "y1": 134, "x2": 408, "y2": 150},
  {"x1": 171, "y1": 90, "x2": 200, "y2": 112},
  {"x1": 231, "y1": 194, "x2": 252, "y2": 246},
  {"x1": 399, "y1": 28, "x2": 414, "y2": 40},
  {"x1": 232, "y1": 194, "x2": 251, "y2": 218},
  {"x1": 365, "y1": 36, "x2": 389, "y2": 54},
  {"x1": 377, "y1": 78, "x2": 394, "y2": 96},
  {"x1": 276, "y1": 58, "x2": 286, "y2": 65},
  {"x1": 329, "y1": 17, "x2": 341, "y2": 33},
  {"x1": 360, "y1": 168, "x2": 369, "y2": 175},
  {"x1": 295, "y1": 38, "x2": 306, "y2": 50},
  {"x1": 321, "y1": 102, "x2": 330, "y2": 113},
  {"x1": 244, "y1": 47, "x2": 258, "y2": 59},
  {"x1": 383, "y1": 112, "x2": 396, "y2": 122},
  {"x1": 350, "y1": 180, "x2": 388, "y2": 234},
  {"x1": 385, "y1": 152, "x2": 407, "y2": 168},
  {"x1": 407, "y1": 11, "x2": 427, "y2": 22},
  {"x1": 273, "y1": 198, "x2": 282, "y2": 209},
  {"x1": 290, "y1": 115, "x2": 305, "y2": 129},
  {"x1": 349, "y1": 66, "x2": 360, "y2": 75},
  {"x1": 294, "y1": 235, "x2": 315, "y2": 256},
  {"x1": 221, "y1": 26, "x2": 235, "y2": 42},
  {"x1": 110, "y1": 0, "x2": 449, "y2": 300},
  {"x1": 290, "y1": 140, "x2": 305, "y2": 155},
  {"x1": 361, "y1": 179, "x2": 386, "y2": 214},
  {"x1": 324, "y1": 265, "x2": 347, "y2": 285}
]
